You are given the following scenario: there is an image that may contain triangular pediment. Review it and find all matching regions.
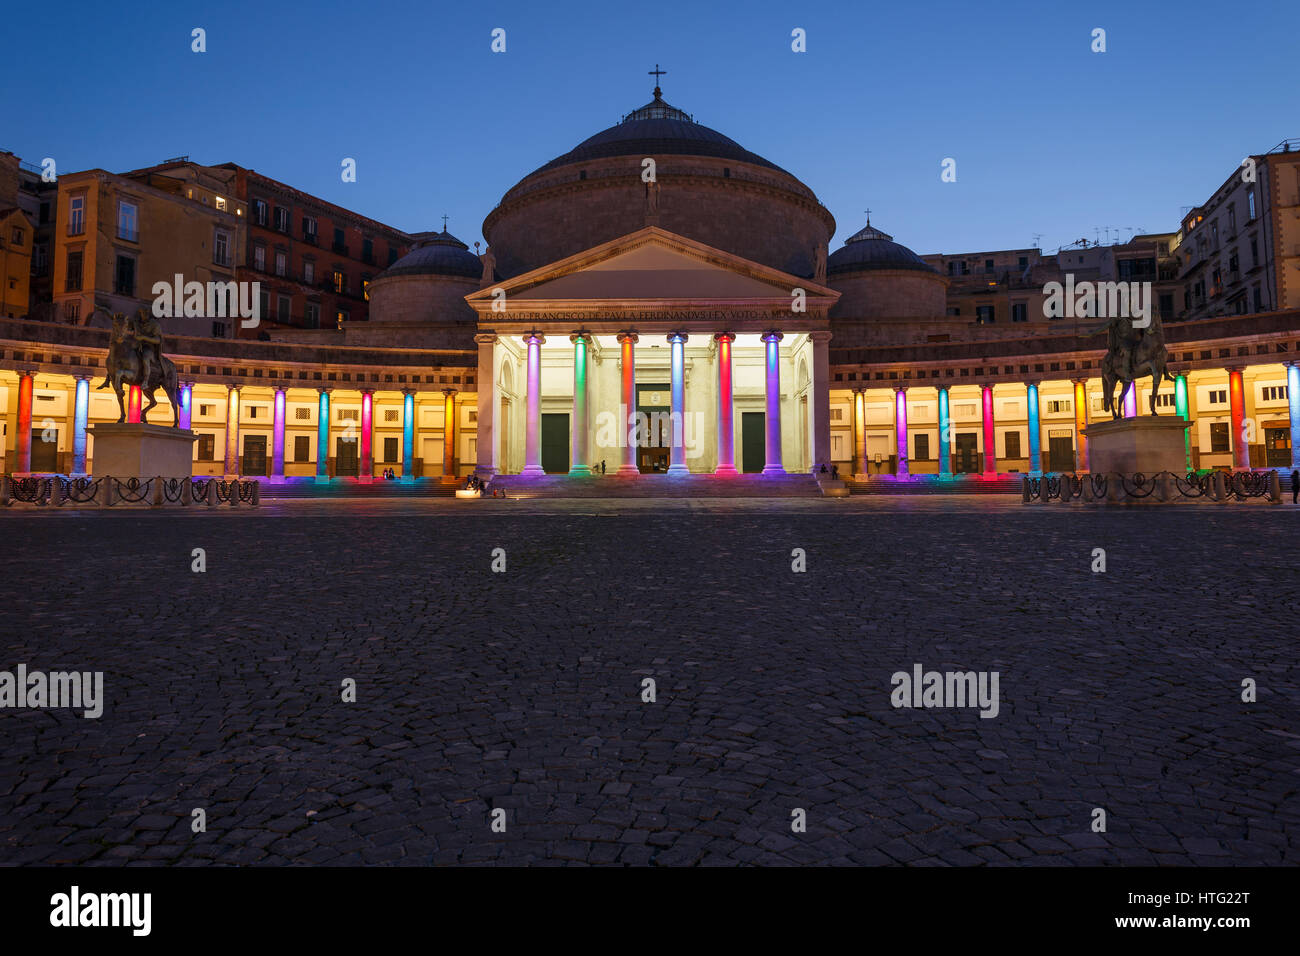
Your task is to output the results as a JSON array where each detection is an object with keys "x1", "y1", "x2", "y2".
[{"x1": 465, "y1": 227, "x2": 839, "y2": 310}]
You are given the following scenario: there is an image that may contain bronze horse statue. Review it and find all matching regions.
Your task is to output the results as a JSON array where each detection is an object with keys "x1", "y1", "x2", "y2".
[
  {"x1": 97, "y1": 309, "x2": 181, "y2": 425},
  {"x1": 1090, "y1": 313, "x2": 1176, "y2": 419}
]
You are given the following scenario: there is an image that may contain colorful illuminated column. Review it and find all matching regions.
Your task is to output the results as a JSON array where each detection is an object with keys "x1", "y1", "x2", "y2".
[
  {"x1": 1228, "y1": 367, "x2": 1249, "y2": 470},
  {"x1": 442, "y1": 388, "x2": 458, "y2": 481},
  {"x1": 714, "y1": 332, "x2": 737, "y2": 476},
  {"x1": 937, "y1": 385, "x2": 951, "y2": 477},
  {"x1": 402, "y1": 390, "x2": 415, "y2": 480},
  {"x1": 1175, "y1": 373, "x2": 1192, "y2": 473},
  {"x1": 893, "y1": 385, "x2": 908, "y2": 477},
  {"x1": 1287, "y1": 363, "x2": 1300, "y2": 469},
  {"x1": 72, "y1": 375, "x2": 89, "y2": 476},
  {"x1": 315, "y1": 388, "x2": 331, "y2": 481},
  {"x1": 981, "y1": 383, "x2": 996, "y2": 475},
  {"x1": 521, "y1": 333, "x2": 545, "y2": 476},
  {"x1": 1026, "y1": 381, "x2": 1042, "y2": 476},
  {"x1": 271, "y1": 387, "x2": 286, "y2": 482},
  {"x1": 616, "y1": 331, "x2": 640, "y2": 476},
  {"x1": 359, "y1": 389, "x2": 374, "y2": 481},
  {"x1": 1072, "y1": 379, "x2": 1088, "y2": 472},
  {"x1": 1123, "y1": 383, "x2": 1138, "y2": 419},
  {"x1": 224, "y1": 386, "x2": 241, "y2": 477},
  {"x1": 667, "y1": 332, "x2": 689, "y2": 475},
  {"x1": 15, "y1": 370, "x2": 33, "y2": 473},
  {"x1": 852, "y1": 387, "x2": 866, "y2": 479},
  {"x1": 569, "y1": 334, "x2": 591, "y2": 476},
  {"x1": 127, "y1": 385, "x2": 142, "y2": 424},
  {"x1": 177, "y1": 382, "x2": 193, "y2": 430},
  {"x1": 761, "y1": 331, "x2": 784, "y2": 474}
]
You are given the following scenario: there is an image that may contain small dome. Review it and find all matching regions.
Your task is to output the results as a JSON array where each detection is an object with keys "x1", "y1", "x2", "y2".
[
  {"x1": 530, "y1": 88, "x2": 789, "y2": 176},
  {"x1": 381, "y1": 231, "x2": 481, "y2": 279},
  {"x1": 827, "y1": 223, "x2": 937, "y2": 275}
]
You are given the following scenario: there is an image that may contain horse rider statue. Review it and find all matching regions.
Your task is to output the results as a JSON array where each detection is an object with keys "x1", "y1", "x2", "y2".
[
  {"x1": 97, "y1": 307, "x2": 182, "y2": 426},
  {"x1": 1081, "y1": 309, "x2": 1175, "y2": 419}
]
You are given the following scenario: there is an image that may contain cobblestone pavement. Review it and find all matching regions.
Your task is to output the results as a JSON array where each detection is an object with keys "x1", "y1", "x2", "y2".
[{"x1": 2, "y1": 497, "x2": 1298, "y2": 866}]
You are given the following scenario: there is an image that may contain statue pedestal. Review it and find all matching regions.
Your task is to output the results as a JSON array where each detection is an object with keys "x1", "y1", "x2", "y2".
[
  {"x1": 1084, "y1": 416, "x2": 1189, "y2": 474},
  {"x1": 89, "y1": 423, "x2": 196, "y2": 479}
]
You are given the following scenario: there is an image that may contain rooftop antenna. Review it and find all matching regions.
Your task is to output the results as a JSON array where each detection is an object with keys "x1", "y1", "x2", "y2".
[{"x1": 1032, "y1": 233, "x2": 1042, "y2": 249}]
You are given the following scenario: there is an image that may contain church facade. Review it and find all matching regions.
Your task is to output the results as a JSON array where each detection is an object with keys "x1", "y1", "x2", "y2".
[{"x1": 3, "y1": 86, "x2": 1299, "y2": 484}]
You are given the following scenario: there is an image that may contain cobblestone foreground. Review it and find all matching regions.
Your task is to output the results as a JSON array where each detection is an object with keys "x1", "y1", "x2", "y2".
[{"x1": 2, "y1": 498, "x2": 1298, "y2": 866}]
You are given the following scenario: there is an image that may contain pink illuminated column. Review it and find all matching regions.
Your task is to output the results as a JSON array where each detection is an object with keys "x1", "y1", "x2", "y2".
[
  {"x1": 761, "y1": 331, "x2": 784, "y2": 474},
  {"x1": 714, "y1": 332, "x2": 737, "y2": 475},
  {"x1": 15, "y1": 370, "x2": 33, "y2": 473},
  {"x1": 359, "y1": 389, "x2": 374, "y2": 480},
  {"x1": 271, "y1": 387, "x2": 286, "y2": 482},
  {"x1": 893, "y1": 385, "x2": 908, "y2": 476},
  {"x1": 223, "y1": 386, "x2": 241, "y2": 477},
  {"x1": 981, "y1": 383, "x2": 997, "y2": 475},
  {"x1": 666, "y1": 332, "x2": 689, "y2": 475},
  {"x1": 1228, "y1": 367, "x2": 1249, "y2": 470},
  {"x1": 521, "y1": 333, "x2": 545, "y2": 476},
  {"x1": 127, "y1": 385, "x2": 142, "y2": 423},
  {"x1": 617, "y1": 331, "x2": 640, "y2": 476},
  {"x1": 1122, "y1": 384, "x2": 1138, "y2": 419}
]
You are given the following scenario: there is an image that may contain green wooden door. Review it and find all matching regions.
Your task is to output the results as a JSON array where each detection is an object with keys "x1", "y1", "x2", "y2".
[
  {"x1": 541, "y1": 413, "x2": 569, "y2": 474},
  {"x1": 741, "y1": 412, "x2": 765, "y2": 473}
]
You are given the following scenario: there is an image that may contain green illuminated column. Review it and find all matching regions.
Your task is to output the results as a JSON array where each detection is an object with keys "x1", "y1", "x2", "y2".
[
  {"x1": 569, "y1": 333, "x2": 591, "y2": 476},
  {"x1": 1175, "y1": 373, "x2": 1191, "y2": 473}
]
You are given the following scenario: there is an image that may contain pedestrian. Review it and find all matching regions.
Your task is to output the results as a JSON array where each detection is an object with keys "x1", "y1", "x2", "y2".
[
  {"x1": 600, "y1": 459, "x2": 606, "y2": 475},
  {"x1": 1291, "y1": 469, "x2": 1299, "y2": 504}
]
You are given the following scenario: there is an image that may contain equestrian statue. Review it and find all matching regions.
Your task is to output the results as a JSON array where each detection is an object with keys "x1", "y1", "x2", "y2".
[
  {"x1": 1082, "y1": 310, "x2": 1175, "y2": 419},
  {"x1": 97, "y1": 308, "x2": 182, "y2": 426}
]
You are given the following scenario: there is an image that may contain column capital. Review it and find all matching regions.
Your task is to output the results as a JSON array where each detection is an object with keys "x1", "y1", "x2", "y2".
[
  {"x1": 1225, "y1": 365, "x2": 1245, "y2": 374},
  {"x1": 570, "y1": 331, "x2": 593, "y2": 344},
  {"x1": 441, "y1": 387, "x2": 458, "y2": 398},
  {"x1": 761, "y1": 330, "x2": 784, "y2": 343},
  {"x1": 474, "y1": 333, "x2": 499, "y2": 345},
  {"x1": 893, "y1": 383, "x2": 908, "y2": 393},
  {"x1": 666, "y1": 331, "x2": 689, "y2": 344},
  {"x1": 1024, "y1": 380, "x2": 1040, "y2": 389},
  {"x1": 523, "y1": 332, "x2": 546, "y2": 346},
  {"x1": 714, "y1": 331, "x2": 736, "y2": 344},
  {"x1": 851, "y1": 385, "x2": 867, "y2": 395},
  {"x1": 807, "y1": 330, "x2": 833, "y2": 343},
  {"x1": 617, "y1": 330, "x2": 639, "y2": 344},
  {"x1": 1069, "y1": 376, "x2": 1088, "y2": 385},
  {"x1": 273, "y1": 384, "x2": 287, "y2": 393},
  {"x1": 317, "y1": 385, "x2": 332, "y2": 394},
  {"x1": 935, "y1": 383, "x2": 949, "y2": 393},
  {"x1": 1282, "y1": 360, "x2": 1294, "y2": 368},
  {"x1": 360, "y1": 387, "x2": 374, "y2": 396}
]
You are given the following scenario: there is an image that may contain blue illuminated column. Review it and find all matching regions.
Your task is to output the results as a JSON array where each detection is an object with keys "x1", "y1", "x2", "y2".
[
  {"x1": 667, "y1": 332, "x2": 689, "y2": 475},
  {"x1": 761, "y1": 331, "x2": 784, "y2": 474},
  {"x1": 72, "y1": 375, "x2": 89, "y2": 476},
  {"x1": 402, "y1": 390, "x2": 415, "y2": 480},
  {"x1": 271, "y1": 387, "x2": 286, "y2": 482},
  {"x1": 1026, "y1": 381, "x2": 1042, "y2": 476},
  {"x1": 1287, "y1": 363, "x2": 1300, "y2": 470},
  {"x1": 316, "y1": 387, "x2": 331, "y2": 482},
  {"x1": 937, "y1": 385, "x2": 951, "y2": 477}
]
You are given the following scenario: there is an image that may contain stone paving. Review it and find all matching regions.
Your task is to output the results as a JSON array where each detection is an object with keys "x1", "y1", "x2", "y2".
[{"x1": 1, "y1": 496, "x2": 1298, "y2": 866}]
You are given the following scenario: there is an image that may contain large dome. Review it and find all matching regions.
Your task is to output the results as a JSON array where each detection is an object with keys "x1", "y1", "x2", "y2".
[
  {"x1": 483, "y1": 85, "x2": 834, "y2": 280},
  {"x1": 827, "y1": 223, "x2": 938, "y2": 276},
  {"x1": 827, "y1": 222, "x2": 947, "y2": 329},
  {"x1": 382, "y1": 230, "x2": 481, "y2": 279}
]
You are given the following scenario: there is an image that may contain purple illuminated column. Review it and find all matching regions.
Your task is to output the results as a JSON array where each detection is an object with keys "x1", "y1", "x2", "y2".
[
  {"x1": 72, "y1": 375, "x2": 90, "y2": 476},
  {"x1": 616, "y1": 332, "x2": 640, "y2": 476},
  {"x1": 521, "y1": 333, "x2": 546, "y2": 476},
  {"x1": 1123, "y1": 384, "x2": 1138, "y2": 419},
  {"x1": 1287, "y1": 363, "x2": 1300, "y2": 469},
  {"x1": 981, "y1": 384, "x2": 996, "y2": 476},
  {"x1": 667, "y1": 332, "x2": 689, "y2": 475},
  {"x1": 360, "y1": 390, "x2": 374, "y2": 481},
  {"x1": 271, "y1": 387, "x2": 286, "y2": 482},
  {"x1": 177, "y1": 382, "x2": 193, "y2": 430},
  {"x1": 893, "y1": 385, "x2": 909, "y2": 477},
  {"x1": 714, "y1": 333, "x2": 737, "y2": 475},
  {"x1": 761, "y1": 331, "x2": 784, "y2": 474}
]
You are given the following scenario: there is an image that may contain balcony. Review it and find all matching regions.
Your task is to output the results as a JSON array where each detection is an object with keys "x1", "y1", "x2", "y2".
[
  {"x1": 302, "y1": 232, "x2": 318, "y2": 246},
  {"x1": 332, "y1": 242, "x2": 347, "y2": 255}
]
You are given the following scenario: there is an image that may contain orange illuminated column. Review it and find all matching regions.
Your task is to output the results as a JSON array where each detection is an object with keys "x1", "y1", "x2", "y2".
[
  {"x1": 852, "y1": 387, "x2": 867, "y2": 479},
  {"x1": 616, "y1": 331, "x2": 640, "y2": 476},
  {"x1": 1228, "y1": 367, "x2": 1249, "y2": 470},
  {"x1": 127, "y1": 385, "x2": 142, "y2": 423},
  {"x1": 224, "y1": 386, "x2": 241, "y2": 477},
  {"x1": 714, "y1": 332, "x2": 737, "y2": 475},
  {"x1": 442, "y1": 388, "x2": 458, "y2": 482},
  {"x1": 15, "y1": 370, "x2": 33, "y2": 473},
  {"x1": 1073, "y1": 379, "x2": 1088, "y2": 472}
]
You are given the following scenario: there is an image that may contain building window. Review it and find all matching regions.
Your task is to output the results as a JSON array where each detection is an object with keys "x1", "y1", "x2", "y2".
[
  {"x1": 1018, "y1": 256, "x2": 1028, "y2": 269},
  {"x1": 277, "y1": 294, "x2": 291, "y2": 322},
  {"x1": 332, "y1": 270, "x2": 346, "y2": 294},
  {"x1": 336, "y1": 310, "x2": 348, "y2": 329},
  {"x1": 1247, "y1": 190, "x2": 1256, "y2": 220},
  {"x1": 1209, "y1": 422, "x2": 1230, "y2": 453},
  {"x1": 984, "y1": 259, "x2": 995, "y2": 273},
  {"x1": 11, "y1": 226, "x2": 24, "y2": 245},
  {"x1": 212, "y1": 321, "x2": 227, "y2": 337},
  {"x1": 248, "y1": 406, "x2": 262, "y2": 419},
  {"x1": 383, "y1": 436, "x2": 398, "y2": 461},
  {"x1": 253, "y1": 199, "x2": 267, "y2": 226},
  {"x1": 1208, "y1": 388, "x2": 1227, "y2": 404},
  {"x1": 65, "y1": 250, "x2": 83, "y2": 291},
  {"x1": 362, "y1": 238, "x2": 374, "y2": 264},
  {"x1": 303, "y1": 216, "x2": 317, "y2": 242},
  {"x1": 199, "y1": 403, "x2": 214, "y2": 416},
  {"x1": 305, "y1": 302, "x2": 320, "y2": 328},
  {"x1": 383, "y1": 408, "x2": 399, "y2": 422},
  {"x1": 275, "y1": 250, "x2": 287, "y2": 277},
  {"x1": 67, "y1": 195, "x2": 87, "y2": 236},
  {"x1": 294, "y1": 435, "x2": 311, "y2": 461},
  {"x1": 253, "y1": 244, "x2": 266, "y2": 271},
  {"x1": 975, "y1": 305, "x2": 995, "y2": 324},
  {"x1": 1005, "y1": 431, "x2": 1021, "y2": 459},
  {"x1": 33, "y1": 243, "x2": 48, "y2": 275},
  {"x1": 333, "y1": 227, "x2": 346, "y2": 253},
  {"x1": 1011, "y1": 303, "x2": 1027, "y2": 322},
  {"x1": 914, "y1": 433, "x2": 930, "y2": 460},
  {"x1": 215, "y1": 196, "x2": 227, "y2": 212},
  {"x1": 1227, "y1": 205, "x2": 1236, "y2": 233},
  {"x1": 63, "y1": 301, "x2": 79, "y2": 323},
  {"x1": 388, "y1": 246, "x2": 399, "y2": 266},
  {"x1": 1253, "y1": 286, "x2": 1262, "y2": 312},
  {"x1": 339, "y1": 408, "x2": 359, "y2": 422},
  {"x1": 197, "y1": 434, "x2": 216, "y2": 460},
  {"x1": 114, "y1": 255, "x2": 135, "y2": 295},
  {"x1": 295, "y1": 407, "x2": 312, "y2": 421},
  {"x1": 303, "y1": 260, "x2": 315, "y2": 284},
  {"x1": 1154, "y1": 393, "x2": 1176, "y2": 408},
  {"x1": 1047, "y1": 400, "x2": 1071, "y2": 414},
  {"x1": 274, "y1": 207, "x2": 289, "y2": 232},
  {"x1": 1262, "y1": 385, "x2": 1289, "y2": 402},
  {"x1": 214, "y1": 229, "x2": 231, "y2": 267},
  {"x1": 362, "y1": 276, "x2": 371, "y2": 301}
]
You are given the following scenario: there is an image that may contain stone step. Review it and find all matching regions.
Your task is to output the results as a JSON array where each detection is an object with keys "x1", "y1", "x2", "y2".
[
  {"x1": 846, "y1": 474, "x2": 1024, "y2": 495},
  {"x1": 491, "y1": 473, "x2": 824, "y2": 498},
  {"x1": 259, "y1": 477, "x2": 458, "y2": 498}
]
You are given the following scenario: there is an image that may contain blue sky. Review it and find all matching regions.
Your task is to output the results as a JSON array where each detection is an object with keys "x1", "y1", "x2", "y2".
[{"x1": 4, "y1": 0, "x2": 1295, "y2": 257}]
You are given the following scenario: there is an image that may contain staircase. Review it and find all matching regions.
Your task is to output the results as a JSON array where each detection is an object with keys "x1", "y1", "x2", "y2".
[
  {"x1": 491, "y1": 473, "x2": 825, "y2": 498},
  {"x1": 259, "y1": 477, "x2": 458, "y2": 498},
  {"x1": 845, "y1": 474, "x2": 1023, "y2": 495}
]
